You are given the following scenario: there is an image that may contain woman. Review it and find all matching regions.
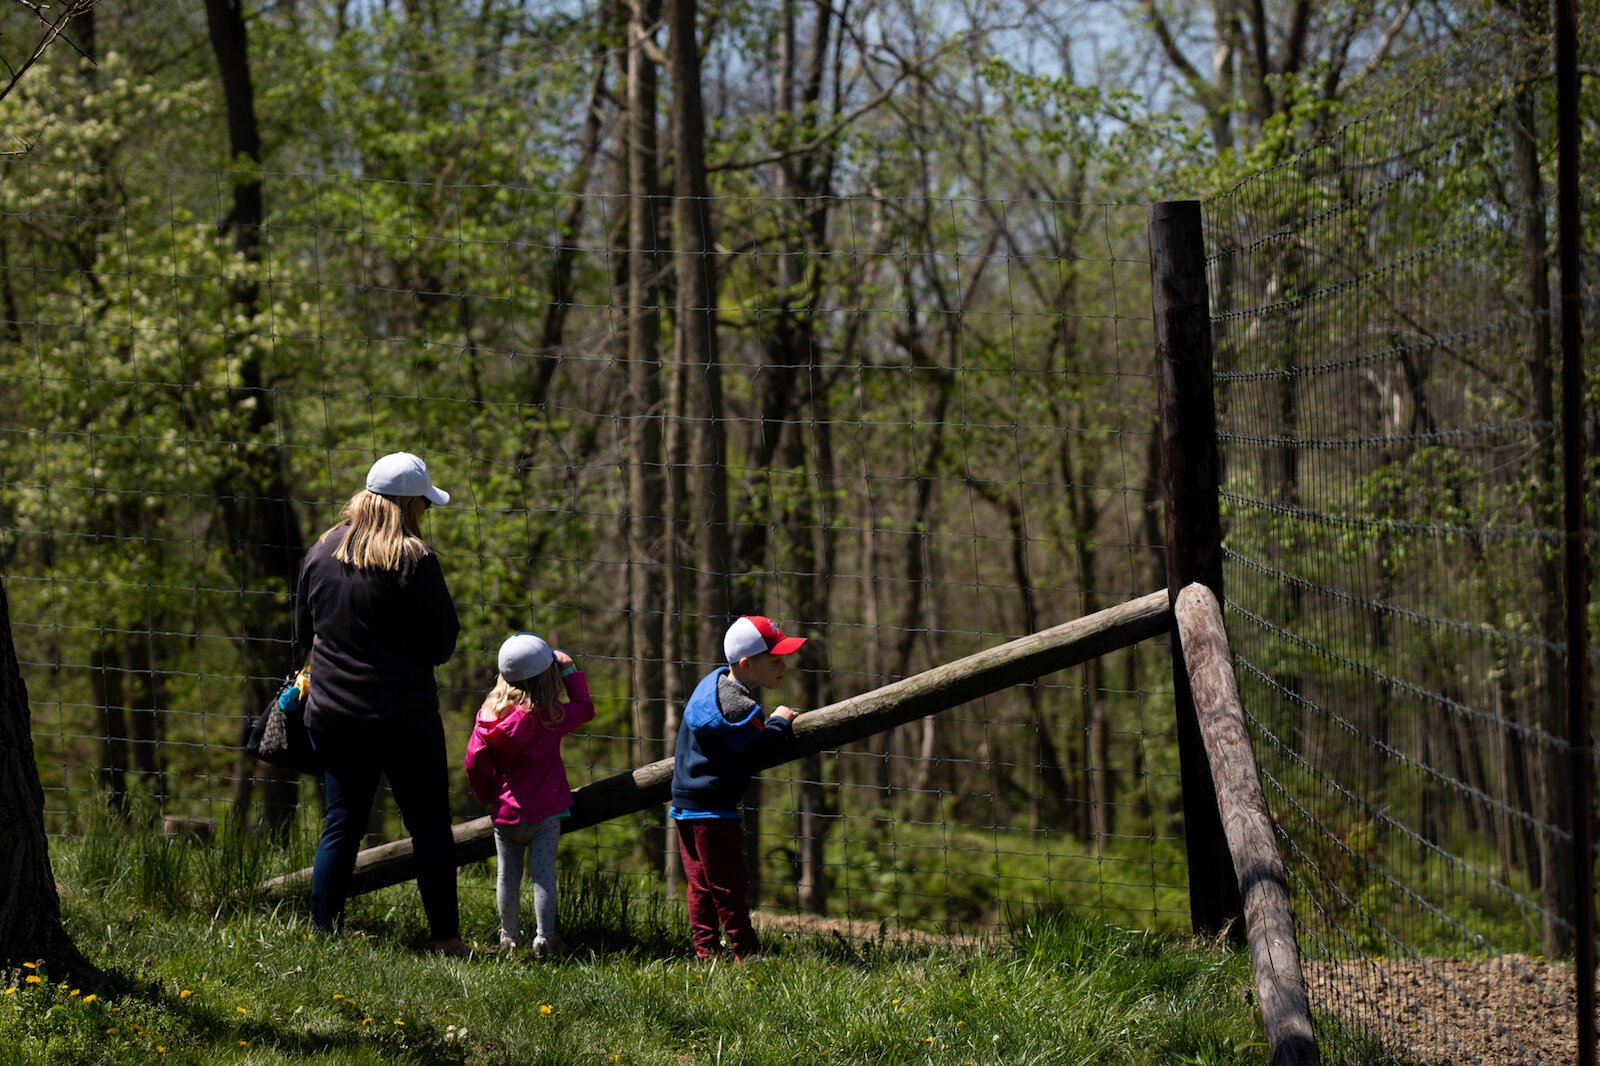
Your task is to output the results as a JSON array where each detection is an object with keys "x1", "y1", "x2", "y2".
[{"x1": 294, "y1": 451, "x2": 467, "y2": 956}]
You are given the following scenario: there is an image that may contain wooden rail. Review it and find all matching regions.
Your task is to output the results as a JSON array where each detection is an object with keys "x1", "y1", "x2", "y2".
[
  {"x1": 259, "y1": 589, "x2": 1172, "y2": 900},
  {"x1": 1174, "y1": 582, "x2": 1319, "y2": 1066}
]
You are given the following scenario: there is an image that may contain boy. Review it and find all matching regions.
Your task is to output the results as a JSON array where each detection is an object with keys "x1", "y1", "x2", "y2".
[{"x1": 669, "y1": 615, "x2": 806, "y2": 960}]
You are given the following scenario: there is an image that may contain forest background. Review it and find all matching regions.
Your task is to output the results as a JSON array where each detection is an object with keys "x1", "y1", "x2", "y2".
[{"x1": 0, "y1": 0, "x2": 1593, "y2": 952}]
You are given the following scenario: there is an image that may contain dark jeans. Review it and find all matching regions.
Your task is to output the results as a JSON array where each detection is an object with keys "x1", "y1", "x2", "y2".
[
  {"x1": 676, "y1": 818, "x2": 759, "y2": 957},
  {"x1": 309, "y1": 716, "x2": 460, "y2": 941}
]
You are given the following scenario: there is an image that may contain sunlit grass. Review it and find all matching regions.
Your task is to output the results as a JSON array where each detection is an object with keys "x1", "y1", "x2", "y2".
[{"x1": 0, "y1": 819, "x2": 1273, "y2": 1064}]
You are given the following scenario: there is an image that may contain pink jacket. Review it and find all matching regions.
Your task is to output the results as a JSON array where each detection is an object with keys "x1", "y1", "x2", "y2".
[{"x1": 464, "y1": 671, "x2": 595, "y2": 826}]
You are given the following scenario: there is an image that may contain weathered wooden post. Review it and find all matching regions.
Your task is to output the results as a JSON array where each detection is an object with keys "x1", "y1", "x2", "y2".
[
  {"x1": 1176, "y1": 583, "x2": 1318, "y2": 1066},
  {"x1": 1150, "y1": 200, "x2": 1243, "y2": 938}
]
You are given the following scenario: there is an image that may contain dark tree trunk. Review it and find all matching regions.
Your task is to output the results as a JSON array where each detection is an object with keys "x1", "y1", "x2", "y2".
[
  {"x1": 627, "y1": 0, "x2": 668, "y2": 876},
  {"x1": 0, "y1": 576, "x2": 100, "y2": 980},
  {"x1": 1510, "y1": 76, "x2": 1573, "y2": 957},
  {"x1": 90, "y1": 642, "x2": 129, "y2": 816},
  {"x1": 204, "y1": 0, "x2": 307, "y2": 836},
  {"x1": 668, "y1": 0, "x2": 731, "y2": 655},
  {"x1": 669, "y1": 0, "x2": 737, "y2": 897}
]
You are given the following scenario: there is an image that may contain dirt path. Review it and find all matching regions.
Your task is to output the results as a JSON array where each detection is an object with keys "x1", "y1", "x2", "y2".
[{"x1": 1308, "y1": 954, "x2": 1589, "y2": 1064}]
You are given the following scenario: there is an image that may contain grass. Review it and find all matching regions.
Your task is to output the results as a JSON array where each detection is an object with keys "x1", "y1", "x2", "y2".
[{"x1": 0, "y1": 817, "x2": 1274, "y2": 1064}]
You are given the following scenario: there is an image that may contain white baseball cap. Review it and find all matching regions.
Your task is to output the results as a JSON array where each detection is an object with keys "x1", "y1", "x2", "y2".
[
  {"x1": 366, "y1": 451, "x2": 449, "y2": 505},
  {"x1": 498, "y1": 633, "x2": 554, "y2": 682},
  {"x1": 724, "y1": 615, "x2": 807, "y2": 663}
]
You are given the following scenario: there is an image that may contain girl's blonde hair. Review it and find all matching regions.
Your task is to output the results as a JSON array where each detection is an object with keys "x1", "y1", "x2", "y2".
[
  {"x1": 484, "y1": 664, "x2": 567, "y2": 728},
  {"x1": 323, "y1": 490, "x2": 431, "y2": 570}
]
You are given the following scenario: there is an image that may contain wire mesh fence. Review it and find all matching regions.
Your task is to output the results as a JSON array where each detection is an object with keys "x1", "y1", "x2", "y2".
[
  {"x1": 1204, "y1": 42, "x2": 1598, "y2": 1066},
  {"x1": 0, "y1": 161, "x2": 1184, "y2": 937}
]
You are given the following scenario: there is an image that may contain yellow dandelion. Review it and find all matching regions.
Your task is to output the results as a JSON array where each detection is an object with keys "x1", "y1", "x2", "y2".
[
  {"x1": 922, "y1": 1036, "x2": 935, "y2": 1044},
  {"x1": 238, "y1": 1040, "x2": 249, "y2": 1048},
  {"x1": 4, "y1": 988, "x2": 14, "y2": 996},
  {"x1": 82, "y1": 994, "x2": 97, "y2": 1004},
  {"x1": 178, "y1": 989, "x2": 193, "y2": 999},
  {"x1": 58, "y1": 983, "x2": 69, "y2": 990},
  {"x1": 539, "y1": 1004, "x2": 554, "y2": 1017},
  {"x1": 22, "y1": 962, "x2": 35, "y2": 969},
  {"x1": 332, "y1": 993, "x2": 345, "y2": 1000},
  {"x1": 394, "y1": 1020, "x2": 405, "y2": 1027},
  {"x1": 25, "y1": 976, "x2": 41, "y2": 985},
  {"x1": 235, "y1": 1006, "x2": 248, "y2": 1015},
  {"x1": 362, "y1": 1017, "x2": 373, "y2": 1026},
  {"x1": 891, "y1": 998, "x2": 900, "y2": 1005},
  {"x1": 134, "y1": 1025, "x2": 144, "y2": 1035},
  {"x1": 155, "y1": 1047, "x2": 166, "y2": 1054},
  {"x1": 70, "y1": 989, "x2": 80, "y2": 997},
  {"x1": 106, "y1": 1027, "x2": 118, "y2": 1035}
]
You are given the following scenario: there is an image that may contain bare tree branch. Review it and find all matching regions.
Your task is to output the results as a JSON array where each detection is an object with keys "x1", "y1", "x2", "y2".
[
  {"x1": 1, "y1": 0, "x2": 97, "y2": 104},
  {"x1": 707, "y1": 48, "x2": 936, "y2": 173}
]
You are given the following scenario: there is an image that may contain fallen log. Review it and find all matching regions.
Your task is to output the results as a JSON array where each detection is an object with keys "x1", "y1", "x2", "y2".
[{"x1": 258, "y1": 589, "x2": 1171, "y2": 901}]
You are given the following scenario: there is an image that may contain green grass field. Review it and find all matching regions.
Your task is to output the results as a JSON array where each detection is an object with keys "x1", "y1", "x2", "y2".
[{"x1": 0, "y1": 818, "x2": 1272, "y2": 1064}]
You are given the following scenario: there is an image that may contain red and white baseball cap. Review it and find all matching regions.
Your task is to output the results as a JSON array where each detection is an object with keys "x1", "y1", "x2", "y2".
[{"x1": 723, "y1": 615, "x2": 807, "y2": 663}]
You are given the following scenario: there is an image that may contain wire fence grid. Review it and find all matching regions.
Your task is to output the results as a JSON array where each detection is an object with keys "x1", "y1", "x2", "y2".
[
  {"x1": 1204, "y1": 52, "x2": 1598, "y2": 1066},
  {"x1": 0, "y1": 163, "x2": 1184, "y2": 937}
]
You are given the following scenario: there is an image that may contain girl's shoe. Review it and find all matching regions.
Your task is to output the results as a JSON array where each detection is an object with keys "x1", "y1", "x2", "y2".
[
  {"x1": 530, "y1": 935, "x2": 564, "y2": 958},
  {"x1": 497, "y1": 930, "x2": 520, "y2": 951}
]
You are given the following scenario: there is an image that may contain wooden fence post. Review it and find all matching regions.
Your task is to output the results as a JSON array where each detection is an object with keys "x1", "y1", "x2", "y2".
[
  {"x1": 1150, "y1": 200, "x2": 1243, "y2": 939},
  {"x1": 1176, "y1": 583, "x2": 1319, "y2": 1066}
]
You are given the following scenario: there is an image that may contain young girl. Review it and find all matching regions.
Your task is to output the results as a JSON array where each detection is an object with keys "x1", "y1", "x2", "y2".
[{"x1": 464, "y1": 632, "x2": 595, "y2": 955}]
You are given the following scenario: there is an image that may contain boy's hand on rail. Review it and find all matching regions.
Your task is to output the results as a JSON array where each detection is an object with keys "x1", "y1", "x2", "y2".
[{"x1": 770, "y1": 706, "x2": 798, "y2": 722}]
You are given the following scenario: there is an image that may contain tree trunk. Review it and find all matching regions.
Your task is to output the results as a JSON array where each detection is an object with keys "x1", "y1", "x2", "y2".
[
  {"x1": 787, "y1": 414, "x2": 836, "y2": 912},
  {"x1": 204, "y1": 0, "x2": 308, "y2": 836},
  {"x1": 669, "y1": 0, "x2": 737, "y2": 899},
  {"x1": 1510, "y1": 77, "x2": 1573, "y2": 956},
  {"x1": 90, "y1": 642, "x2": 129, "y2": 817},
  {"x1": 515, "y1": 8, "x2": 616, "y2": 468},
  {"x1": 627, "y1": 0, "x2": 668, "y2": 876},
  {"x1": 662, "y1": 325, "x2": 692, "y2": 894},
  {"x1": 0, "y1": 575, "x2": 100, "y2": 980}
]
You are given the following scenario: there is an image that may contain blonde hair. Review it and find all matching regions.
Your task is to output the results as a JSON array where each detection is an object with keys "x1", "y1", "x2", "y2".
[
  {"x1": 323, "y1": 490, "x2": 431, "y2": 570},
  {"x1": 483, "y1": 665, "x2": 567, "y2": 728}
]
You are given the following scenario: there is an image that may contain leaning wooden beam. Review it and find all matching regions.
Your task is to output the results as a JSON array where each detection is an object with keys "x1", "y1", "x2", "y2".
[
  {"x1": 1173, "y1": 583, "x2": 1319, "y2": 1066},
  {"x1": 259, "y1": 589, "x2": 1172, "y2": 901}
]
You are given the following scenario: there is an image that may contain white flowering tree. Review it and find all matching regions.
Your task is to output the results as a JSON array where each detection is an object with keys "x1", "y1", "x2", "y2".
[{"x1": 0, "y1": 0, "x2": 102, "y2": 980}]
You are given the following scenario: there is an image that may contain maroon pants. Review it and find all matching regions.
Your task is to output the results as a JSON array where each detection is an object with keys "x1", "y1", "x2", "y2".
[{"x1": 676, "y1": 819, "x2": 759, "y2": 957}]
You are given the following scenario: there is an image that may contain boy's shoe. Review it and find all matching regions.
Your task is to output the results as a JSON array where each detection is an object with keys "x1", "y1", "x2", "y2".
[{"x1": 530, "y1": 935, "x2": 564, "y2": 958}]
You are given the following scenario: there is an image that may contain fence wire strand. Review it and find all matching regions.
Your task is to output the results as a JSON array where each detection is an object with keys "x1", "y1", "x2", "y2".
[
  {"x1": 0, "y1": 166, "x2": 1181, "y2": 939},
  {"x1": 1205, "y1": 47, "x2": 1598, "y2": 1065}
]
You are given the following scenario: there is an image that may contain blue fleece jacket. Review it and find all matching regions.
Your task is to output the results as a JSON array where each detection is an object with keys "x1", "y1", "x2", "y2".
[{"x1": 669, "y1": 666, "x2": 794, "y2": 817}]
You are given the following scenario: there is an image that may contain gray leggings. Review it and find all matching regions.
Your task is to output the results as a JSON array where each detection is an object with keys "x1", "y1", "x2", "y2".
[{"x1": 494, "y1": 815, "x2": 562, "y2": 942}]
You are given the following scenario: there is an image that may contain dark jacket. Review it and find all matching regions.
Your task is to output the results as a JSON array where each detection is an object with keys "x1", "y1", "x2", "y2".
[
  {"x1": 669, "y1": 666, "x2": 794, "y2": 815},
  {"x1": 295, "y1": 525, "x2": 460, "y2": 732}
]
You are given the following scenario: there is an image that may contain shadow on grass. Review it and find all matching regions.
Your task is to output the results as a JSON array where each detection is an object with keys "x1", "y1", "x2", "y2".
[{"x1": 92, "y1": 969, "x2": 471, "y2": 1064}]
